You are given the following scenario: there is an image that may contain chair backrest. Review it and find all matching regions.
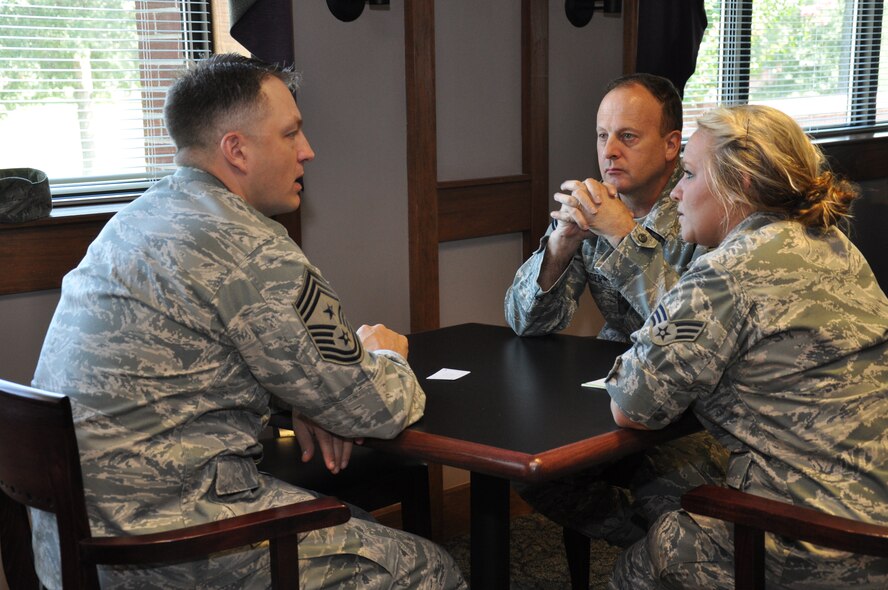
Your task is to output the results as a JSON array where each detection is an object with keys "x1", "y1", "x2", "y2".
[
  {"x1": 849, "y1": 188, "x2": 888, "y2": 291},
  {"x1": 0, "y1": 379, "x2": 358, "y2": 590},
  {"x1": 0, "y1": 379, "x2": 100, "y2": 588}
]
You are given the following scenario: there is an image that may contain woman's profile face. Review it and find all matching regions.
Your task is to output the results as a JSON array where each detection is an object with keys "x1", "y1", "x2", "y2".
[{"x1": 670, "y1": 130, "x2": 733, "y2": 247}]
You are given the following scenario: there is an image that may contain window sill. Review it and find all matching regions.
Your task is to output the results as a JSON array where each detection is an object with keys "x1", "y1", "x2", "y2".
[
  {"x1": 0, "y1": 205, "x2": 121, "y2": 296},
  {"x1": 0, "y1": 197, "x2": 301, "y2": 296}
]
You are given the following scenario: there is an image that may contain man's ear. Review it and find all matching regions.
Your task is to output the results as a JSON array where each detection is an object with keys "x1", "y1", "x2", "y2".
[
  {"x1": 664, "y1": 130, "x2": 682, "y2": 161},
  {"x1": 220, "y1": 131, "x2": 248, "y2": 173}
]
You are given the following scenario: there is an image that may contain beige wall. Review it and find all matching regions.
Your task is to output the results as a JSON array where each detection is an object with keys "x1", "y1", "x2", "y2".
[{"x1": 0, "y1": 289, "x2": 59, "y2": 384}]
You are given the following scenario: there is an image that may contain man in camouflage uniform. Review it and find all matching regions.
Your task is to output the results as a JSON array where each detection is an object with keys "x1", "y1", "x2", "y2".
[
  {"x1": 505, "y1": 74, "x2": 726, "y2": 548},
  {"x1": 505, "y1": 73, "x2": 704, "y2": 343},
  {"x1": 607, "y1": 212, "x2": 888, "y2": 588},
  {"x1": 30, "y1": 54, "x2": 466, "y2": 590}
]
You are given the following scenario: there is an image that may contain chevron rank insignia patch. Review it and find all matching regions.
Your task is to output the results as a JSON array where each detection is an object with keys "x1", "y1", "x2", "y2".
[
  {"x1": 649, "y1": 303, "x2": 706, "y2": 346},
  {"x1": 294, "y1": 268, "x2": 363, "y2": 364}
]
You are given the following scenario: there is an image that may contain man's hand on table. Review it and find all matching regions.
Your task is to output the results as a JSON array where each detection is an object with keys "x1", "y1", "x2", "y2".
[{"x1": 357, "y1": 323, "x2": 409, "y2": 358}]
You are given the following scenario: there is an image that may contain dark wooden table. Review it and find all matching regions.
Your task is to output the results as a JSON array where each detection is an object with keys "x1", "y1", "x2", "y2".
[{"x1": 366, "y1": 323, "x2": 701, "y2": 589}]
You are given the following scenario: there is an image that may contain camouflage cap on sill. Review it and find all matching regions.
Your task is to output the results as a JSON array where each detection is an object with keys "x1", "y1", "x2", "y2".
[{"x1": 0, "y1": 168, "x2": 52, "y2": 223}]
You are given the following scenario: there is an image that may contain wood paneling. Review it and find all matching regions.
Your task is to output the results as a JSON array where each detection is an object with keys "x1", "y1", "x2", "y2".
[
  {"x1": 522, "y1": 0, "x2": 550, "y2": 259},
  {"x1": 1, "y1": 0, "x2": 885, "y2": 306},
  {"x1": 405, "y1": 0, "x2": 440, "y2": 334},
  {"x1": 0, "y1": 206, "x2": 301, "y2": 296},
  {"x1": 623, "y1": 0, "x2": 639, "y2": 74},
  {"x1": 0, "y1": 211, "x2": 112, "y2": 295},
  {"x1": 437, "y1": 176, "x2": 532, "y2": 243},
  {"x1": 404, "y1": 0, "x2": 550, "y2": 333}
]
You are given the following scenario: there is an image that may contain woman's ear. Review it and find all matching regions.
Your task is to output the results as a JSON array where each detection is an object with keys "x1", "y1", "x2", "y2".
[{"x1": 220, "y1": 131, "x2": 248, "y2": 174}]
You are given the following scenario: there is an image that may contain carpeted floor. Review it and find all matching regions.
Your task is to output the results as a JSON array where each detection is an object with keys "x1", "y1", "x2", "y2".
[{"x1": 441, "y1": 512, "x2": 622, "y2": 589}]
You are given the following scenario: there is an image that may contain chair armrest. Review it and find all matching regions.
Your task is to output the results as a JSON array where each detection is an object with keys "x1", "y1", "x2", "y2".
[
  {"x1": 681, "y1": 485, "x2": 888, "y2": 557},
  {"x1": 81, "y1": 496, "x2": 350, "y2": 565}
]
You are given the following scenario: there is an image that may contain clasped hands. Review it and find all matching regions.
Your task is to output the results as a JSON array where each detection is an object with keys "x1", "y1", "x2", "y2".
[
  {"x1": 288, "y1": 323, "x2": 408, "y2": 475},
  {"x1": 291, "y1": 409, "x2": 362, "y2": 475},
  {"x1": 551, "y1": 178, "x2": 636, "y2": 248}
]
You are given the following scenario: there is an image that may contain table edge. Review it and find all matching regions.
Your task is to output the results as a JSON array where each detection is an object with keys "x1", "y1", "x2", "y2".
[{"x1": 365, "y1": 414, "x2": 702, "y2": 484}]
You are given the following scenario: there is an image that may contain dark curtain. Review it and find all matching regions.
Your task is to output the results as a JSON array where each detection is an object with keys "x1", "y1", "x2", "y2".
[
  {"x1": 228, "y1": 0, "x2": 295, "y2": 65},
  {"x1": 635, "y1": 0, "x2": 708, "y2": 97}
]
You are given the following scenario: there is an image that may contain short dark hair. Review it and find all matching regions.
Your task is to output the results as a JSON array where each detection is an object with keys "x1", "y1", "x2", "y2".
[
  {"x1": 605, "y1": 73, "x2": 683, "y2": 136},
  {"x1": 164, "y1": 53, "x2": 300, "y2": 150}
]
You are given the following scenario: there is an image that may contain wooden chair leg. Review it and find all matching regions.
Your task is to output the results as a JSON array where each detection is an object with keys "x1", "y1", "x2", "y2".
[
  {"x1": 563, "y1": 526, "x2": 590, "y2": 590},
  {"x1": 734, "y1": 523, "x2": 765, "y2": 590},
  {"x1": 269, "y1": 535, "x2": 300, "y2": 589},
  {"x1": 428, "y1": 463, "x2": 444, "y2": 540},
  {"x1": 399, "y1": 464, "x2": 433, "y2": 539},
  {"x1": 1, "y1": 490, "x2": 40, "y2": 590}
]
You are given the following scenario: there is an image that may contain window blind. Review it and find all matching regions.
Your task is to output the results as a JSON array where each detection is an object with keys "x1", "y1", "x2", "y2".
[
  {"x1": 683, "y1": 0, "x2": 886, "y2": 138},
  {"x1": 0, "y1": 0, "x2": 212, "y2": 202}
]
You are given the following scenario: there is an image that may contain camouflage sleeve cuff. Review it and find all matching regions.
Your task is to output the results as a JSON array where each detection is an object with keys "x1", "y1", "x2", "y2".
[
  {"x1": 513, "y1": 240, "x2": 569, "y2": 298},
  {"x1": 596, "y1": 224, "x2": 656, "y2": 280},
  {"x1": 605, "y1": 357, "x2": 679, "y2": 430},
  {"x1": 371, "y1": 349, "x2": 409, "y2": 366},
  {"x1": 607, "y1": 385, "x2": 674, "y2": 430}
]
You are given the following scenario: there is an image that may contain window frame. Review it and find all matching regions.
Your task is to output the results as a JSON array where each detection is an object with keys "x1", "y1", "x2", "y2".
[
  {"x1": 0, "y1": 0, "x2": 238, "y2": 207},
  {"x1": 695, "y1": 0, "x2": 886, "y2": 137},
  {"x1": 0, "y1": 0, "x2": 302, "y2": 296}
]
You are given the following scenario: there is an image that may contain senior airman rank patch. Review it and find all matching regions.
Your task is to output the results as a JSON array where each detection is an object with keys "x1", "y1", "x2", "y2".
[
  {"x1": 649, "y1": 303, "x2": 706, "y2": 346},
  {"x1": 294, "y1": 268, "x2": 363, "y2": 364}
]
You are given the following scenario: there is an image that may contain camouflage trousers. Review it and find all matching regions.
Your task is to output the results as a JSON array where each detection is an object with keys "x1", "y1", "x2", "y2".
[
  {"x1": 610, "y1": 508, "x2": 888, "y2": 589},
  {"x1": 89, "y1": 514, "x2": 467, "y2": 590},
  {"x1": 32, "y1": 475, "x2": 467, "y2": 590},
  {"x1": 517, "y1": 430, "x2": 728, "y2": 548}
]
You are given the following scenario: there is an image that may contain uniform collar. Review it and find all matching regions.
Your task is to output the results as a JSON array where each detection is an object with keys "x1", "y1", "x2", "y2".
[
  {"x1": 173, "y1": 166, "x2": 228, "y2": 189},
  {"x1": 635, "y1": 163, "x2": 683, "y2": 241}
]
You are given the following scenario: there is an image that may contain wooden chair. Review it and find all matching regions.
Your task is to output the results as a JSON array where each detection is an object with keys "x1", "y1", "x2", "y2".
[
  {"x1": 563, "y1": 526, "x2": 594, "y2": 590},
  {"x1": 259, "y1": 412, "x2": 433, "y2": 539},
  {"x1": 848, "y1": 187, "x2": 888, "y2": 291},
  {"x1": 681, "y1": 484, "x2": 888, "y2": 590},
  {"x1": 562, "y1": 451, "x2": 650, "y2": 590},
  {"x1": 0, "y1": 379, "x2": 351, "y2": 589}
]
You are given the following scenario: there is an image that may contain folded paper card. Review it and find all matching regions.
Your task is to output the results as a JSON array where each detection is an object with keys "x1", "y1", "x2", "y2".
[{"x1": 427, "y1": 368, "x2": 470, "y2": 380}]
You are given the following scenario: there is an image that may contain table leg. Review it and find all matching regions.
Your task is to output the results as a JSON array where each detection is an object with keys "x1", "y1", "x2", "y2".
[{"x1": 470, "y1": 472, "x2": 510, "y2": 589}]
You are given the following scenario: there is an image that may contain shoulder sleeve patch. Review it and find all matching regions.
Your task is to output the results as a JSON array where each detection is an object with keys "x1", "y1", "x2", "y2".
[
  {"x1": 294, "y1": 268, "x2": 363, "y2": 364},
  {"x1": 649, "y1": 303, "x2": 706, "y2": 346}
]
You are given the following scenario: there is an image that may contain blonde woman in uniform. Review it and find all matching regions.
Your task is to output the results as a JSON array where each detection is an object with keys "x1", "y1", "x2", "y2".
[{"x1": 605, "y1": 104, "x2": 888, "y2": 589}]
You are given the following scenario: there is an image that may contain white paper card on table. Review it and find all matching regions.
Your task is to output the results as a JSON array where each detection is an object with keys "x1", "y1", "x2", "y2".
[
  {"x1": 581, "y1": 377, "x2": 608, "y2": 390},
  {"x1": 427, "y1": 368, "x2": 470, "y2": 380}
]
